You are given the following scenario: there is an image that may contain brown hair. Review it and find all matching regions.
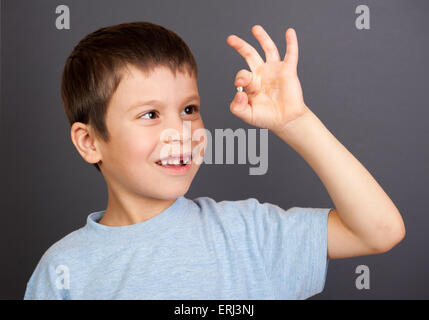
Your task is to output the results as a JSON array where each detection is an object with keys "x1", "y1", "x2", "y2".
[{"x1": 61, "y1": 21, "x2": 198, "y2": 172}]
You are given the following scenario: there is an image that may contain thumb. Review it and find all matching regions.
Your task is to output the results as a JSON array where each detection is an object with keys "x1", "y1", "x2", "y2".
[{"x1": 229, "y1": 91, "x2": 252, "y2": 124}]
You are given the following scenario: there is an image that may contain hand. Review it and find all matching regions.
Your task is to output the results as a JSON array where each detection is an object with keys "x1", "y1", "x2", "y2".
[{"x1": 226, "y1": 25, "x2": 310, "y2": 134}]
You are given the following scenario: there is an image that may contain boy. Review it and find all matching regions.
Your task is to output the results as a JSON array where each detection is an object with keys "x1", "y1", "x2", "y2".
[{"x1": 24, "y1": 21, "x2": 405, "y2": 300}]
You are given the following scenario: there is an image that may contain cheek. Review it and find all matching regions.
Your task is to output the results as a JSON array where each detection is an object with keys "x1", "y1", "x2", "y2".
[
  {"x1": 192, "y1": 120, "x2": 206, "y2": 141},
  {"x1": 112, "y1": 129, "x2": 158, "y2": 165}
]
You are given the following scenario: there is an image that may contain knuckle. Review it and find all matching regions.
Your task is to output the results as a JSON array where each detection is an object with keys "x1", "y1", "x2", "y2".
[{"x1": 242, "y1": 50, "x2": 252, "y2": 59}]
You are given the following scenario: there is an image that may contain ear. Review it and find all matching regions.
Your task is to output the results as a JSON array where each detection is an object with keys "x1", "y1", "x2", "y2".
[{"x1": 70, "y1": 122, "x2": 102, "y2": 166}]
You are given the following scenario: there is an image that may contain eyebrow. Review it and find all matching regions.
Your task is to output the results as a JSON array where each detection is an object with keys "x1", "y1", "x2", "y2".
[{"x1": 126, "y1": 94, "x2": 201, "y2": 112}]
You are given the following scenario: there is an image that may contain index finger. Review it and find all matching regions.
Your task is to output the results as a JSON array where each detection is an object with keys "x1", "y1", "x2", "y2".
[{"x1": 226, "y1": 34, "x2": 264, "y2": 73}]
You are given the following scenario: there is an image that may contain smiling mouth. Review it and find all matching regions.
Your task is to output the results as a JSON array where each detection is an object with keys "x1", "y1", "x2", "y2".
[
  {"x1": 154, "y1": 154, "x2": 192, "y2": 167},
  {"x1": 155, "y1": 160, "x2": 189, "y2": 167}
]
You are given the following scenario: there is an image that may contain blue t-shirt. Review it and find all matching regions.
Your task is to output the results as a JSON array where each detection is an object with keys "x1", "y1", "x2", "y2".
[{"x1": 24, "y1": 196, "x2": 332, "y2": 300}]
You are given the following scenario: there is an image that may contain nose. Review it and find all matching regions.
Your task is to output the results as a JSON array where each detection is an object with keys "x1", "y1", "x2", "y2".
[
  {"x1": 159, "y1": 120, "x2": 192, "y2": 159},
  {"x1": 160, "y1": 118, "x2": 192, "y2": 145}
]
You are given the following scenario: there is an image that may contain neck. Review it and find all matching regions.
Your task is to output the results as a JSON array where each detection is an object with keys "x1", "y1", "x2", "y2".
[{"x1": 99, "y1": 183, "x2": 177, "y2": 227}]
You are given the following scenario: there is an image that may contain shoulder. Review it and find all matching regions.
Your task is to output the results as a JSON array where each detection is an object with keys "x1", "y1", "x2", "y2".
[
  {"x1": 34, "y1": 227, "x2": 88, "y2": 270},
  {"x1": 24, "y1": 227, "x2": 88, "y2": 299},
  {"x1": 191, "y1": 196, "x2": 261, "y2": 212},
  {"x1": 190, "y1": 196, "x2": 265, "y2": 221},
  {"x1": 191, "y1": 195, "x2": 298, "y2": 219},
  {"x1": 188, "y1": 196, "x2": 276, "y2": 233},
  {"x1": 189, "y1": 196, "x2": 329, "y2": 232}
]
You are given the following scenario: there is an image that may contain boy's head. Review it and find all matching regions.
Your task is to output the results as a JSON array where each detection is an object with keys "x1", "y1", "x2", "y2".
[{"x1": 61, "y1": 21, "x2": 205, "y2": 200}]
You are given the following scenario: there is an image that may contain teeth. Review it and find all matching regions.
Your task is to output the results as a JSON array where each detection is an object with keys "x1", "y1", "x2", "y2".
[
  {"x1": 158, "y1": 155, "x2": 191, "y2": 166},
  {"x1": 166, "y1": 158, "x2": 179, "y2": 165},
  {"x1": 183, "y1": 156, "x2": 191, "y2": 164}
]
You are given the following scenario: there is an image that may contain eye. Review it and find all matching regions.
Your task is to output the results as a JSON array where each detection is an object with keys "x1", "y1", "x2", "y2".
[
  {"x1": 139, "y1": 110, "x2": 159, "y2": 120},
  {"x1": 181, "y1": 105, "x2": 200, "y2": 115}
]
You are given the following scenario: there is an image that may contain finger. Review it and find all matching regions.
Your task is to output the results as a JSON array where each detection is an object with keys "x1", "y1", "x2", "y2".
[
  {"x1": 229, "y1": 91, "x2": 252, "y2": 124},
  {"x1": 283, "y1": 28, "x2": 299, "y2": 70},
  {"x1": 234, "y1": 69, "x2": 258, "y2": 94},
  {"x1": 251, "y1": 25, "x2": 280, "y2": 62},
  {"x1": 226, "y1": 34, "x2": 264, "y2": 73}
]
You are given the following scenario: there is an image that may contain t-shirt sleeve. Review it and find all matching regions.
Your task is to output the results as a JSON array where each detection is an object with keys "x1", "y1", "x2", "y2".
[
  {"x1": 246, "y1": 198, "x2": 332, "y2": 299},
  {"x1": 24, "y1": 252, "x2": 70, "y2": 300}
]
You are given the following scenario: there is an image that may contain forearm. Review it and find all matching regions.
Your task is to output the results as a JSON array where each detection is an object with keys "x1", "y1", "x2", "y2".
[{"x1": 273, "y1": 105, "x2": 405, "y2": 250}]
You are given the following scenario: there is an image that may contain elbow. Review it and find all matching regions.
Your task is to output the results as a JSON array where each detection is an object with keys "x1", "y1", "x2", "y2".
[{"x1": 373, "y1": 213, "x2": 406, "y2": 254}]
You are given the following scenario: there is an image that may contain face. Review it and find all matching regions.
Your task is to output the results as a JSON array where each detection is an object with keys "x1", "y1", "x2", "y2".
[{"x1": 94, "y1": 65, "x2": 206, "y2": 200}]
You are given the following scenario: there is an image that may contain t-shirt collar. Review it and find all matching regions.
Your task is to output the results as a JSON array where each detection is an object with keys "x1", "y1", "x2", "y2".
[{"x1": 84, "y1": 195, "x2": 188, "y2": 241}]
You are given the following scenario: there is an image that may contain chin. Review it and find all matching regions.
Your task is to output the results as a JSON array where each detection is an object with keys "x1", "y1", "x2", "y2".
[
  {"x1": 151, "y1": 182, "x2": 191, "y2": 200},
  {"x1": 155, "y1": 190, "x2": 188, "y2": 201}
]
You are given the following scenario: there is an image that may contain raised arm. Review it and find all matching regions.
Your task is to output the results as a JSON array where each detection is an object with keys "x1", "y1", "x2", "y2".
[{"x1": 226, "y1": 25, "x2": 405, "y2": 259}]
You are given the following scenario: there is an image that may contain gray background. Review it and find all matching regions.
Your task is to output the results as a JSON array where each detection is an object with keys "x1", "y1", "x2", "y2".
[{"x1": 1, "y1": 0, "x2": 428, "y2": 299}]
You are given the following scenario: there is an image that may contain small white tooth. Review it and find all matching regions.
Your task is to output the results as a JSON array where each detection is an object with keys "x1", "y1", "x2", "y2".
[
  {"x1": 161, "y1": 159, "x2": 168, "y2": 166},
  {"x1": 183, "y1": 156, "x2": 191, "y2": 164},
  {"x1": 168, "y1": 158, "x2": 179, "y2": 165}
]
